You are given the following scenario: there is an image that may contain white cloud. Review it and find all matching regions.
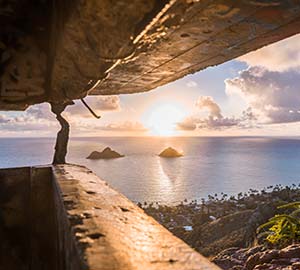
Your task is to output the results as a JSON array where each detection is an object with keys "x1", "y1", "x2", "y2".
[
  {"x1": 225, "y1": 66, "x2": 300, "y2": 124},
  {"x1": 0, "y1": 101, "x2": 145, "y2": 136},
  {"x1": 239, "y1": 34, "x2": 300, "y2": 72},
  {"x1": 98, "y1": 121, "x2": 147, "y2": 132},
  {"x1": 0, "y1": 105, "x2": 57, "y2": 134},
  {"x1": 186, "y1": 80, "x2": 198, "y2": 87},
  {"x1": 177, "y1": 96, "x2": 245, "y2": 130},
  {"x1": 66, "y1": 95, "x2": 121, "y2": 117},
  {"x1": 0, "y1": 114, "x2": 11, "y2": 123},
  {"x1": 176, "y1": 117, "x2": 197, "y2": 131},
  {"x1": 92, "y1": 96, "x2": 120, "y2": 111},
  {"x1": 196, "y1": 96, "x2": 222, "y2": 119},
  {"x1": 25, "y1": 103, "x2": 55, "y2": 120}
]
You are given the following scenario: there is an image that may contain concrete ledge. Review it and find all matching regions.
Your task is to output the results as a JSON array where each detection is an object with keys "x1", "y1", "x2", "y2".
[
  {"x1": 53, "y1": 164, "x2": 220, "y2": 270},
  {"x1": 0, "y1": 164, "x2": 220, "y2": 269}
]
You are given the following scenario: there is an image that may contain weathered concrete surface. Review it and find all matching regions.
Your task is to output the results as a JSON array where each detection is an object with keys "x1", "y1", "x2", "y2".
[
  {"x1": 0, "y1": 166, "x2": 60, "y2": 270},
  {"x1": 0, "y1": 164, "x2": 220, "y2": 269},
  {"x1": 53, "y1": 164, "x2": 221, "y2": 270},
  {"x1": 0, "y1": 167, "x2": 30, "y2": 269},
  {"x1": 1, "y1": 1, "x2": 300, "y2": 110},
  {"x1": 92, "y1": 0, "x2": 300, "y2": 96}
]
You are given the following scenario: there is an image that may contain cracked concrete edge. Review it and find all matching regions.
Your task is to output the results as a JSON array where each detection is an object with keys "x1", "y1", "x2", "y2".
[{"x1": 52, "y1": 163, "x2": 221, "y2": 270}]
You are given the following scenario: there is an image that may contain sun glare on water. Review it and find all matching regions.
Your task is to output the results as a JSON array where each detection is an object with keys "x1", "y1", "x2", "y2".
[{"x1": 144, "y1": 102, "x2": 186, "y2": 136}]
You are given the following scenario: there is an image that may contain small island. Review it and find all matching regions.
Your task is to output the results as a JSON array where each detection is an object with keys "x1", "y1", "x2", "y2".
[
  {"x1": 159, "y1": 147, "x2": 183, "y2": 158},
  {"x1": 87, "y1": 147, "x2": 124, "y2": 159}
]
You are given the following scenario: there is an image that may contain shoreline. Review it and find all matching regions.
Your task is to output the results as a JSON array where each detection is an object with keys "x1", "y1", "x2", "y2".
[{"x1": 140, "y1": 184, "x2": 300, "y2": 257}]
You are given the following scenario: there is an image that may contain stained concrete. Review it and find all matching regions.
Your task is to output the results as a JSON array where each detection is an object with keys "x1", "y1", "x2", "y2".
[
  {"x1": 53, "y1": 164, "x2": 221, "y2": 270},
  {"x1": 0, "y1": 164, "x2": 221, "y2": 269},
  {"x1": 1, "y1": 1, "x2": 300, "y2": 110},
  {"x1": 0, "y1": 166, "x2": 60, "y2": 270},
  {"x1": 0, "y1": 167, "x2": 30, "y2": 269}
]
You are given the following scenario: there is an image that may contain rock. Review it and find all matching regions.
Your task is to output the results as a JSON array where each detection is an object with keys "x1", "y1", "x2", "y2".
[
  {"x1": 212, "y1": 248, "x2": 243, "y2": 270},
  {"x1": 292, "y1": 262, "x2": 300, "y2": 269},
  {"x1": 236, "y1": 246, "x2": 300, "y2": 270},
  {"x1": 213, "y1": 245, "x2": 300, "y2": 270},
  {"x1": 246, "y1": 250, "x2": 279, "y2": 270},
  {"x1": 270, "y1": 258, "x2": 292, "y2": 265},
  {"x1": 245, "y1": 246, "x2": 266, "y2": 258},
  {"x1": 159, "y1": 147, "x2": 183, "y2": 158},
  {"x1": 279, "y1": 245, "x2": 300, "y2": 259},
  {"x1": 253, "y1": 263, "x2": 272, "y2": 269},
  {"x1": 216, "y1": 247, "x2": 241, "y2": 258},
  {"x1": 213, "y1": 257, "x2": 242, "y2": 270},
  {"x1": 259, "y1": 250, "x2": 280, "y2": 264},
  {"x1": 86, "y1": 147, "x2": 124, "y2": 159},
  {"x1": 232, "y1": 266, "x2": 244, "y2": 270},
  {"x1": 246, "y1": 253, "x2": 261, "y2": 270}
]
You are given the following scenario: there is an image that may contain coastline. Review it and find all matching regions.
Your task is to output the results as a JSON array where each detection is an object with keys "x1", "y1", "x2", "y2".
[{"x1": 140, "y1": 184, "x2": 300, "y2": 269}]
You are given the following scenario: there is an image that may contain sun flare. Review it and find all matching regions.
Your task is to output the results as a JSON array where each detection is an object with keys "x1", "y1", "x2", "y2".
[{"x1": 143, "y1": 102, "x2": 186, "y2": 136}]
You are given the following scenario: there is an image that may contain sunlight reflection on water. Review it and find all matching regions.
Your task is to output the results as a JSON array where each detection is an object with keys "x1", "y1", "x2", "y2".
[{"x1": 1, "y1": 136, "x2": 300, "y2": 205}]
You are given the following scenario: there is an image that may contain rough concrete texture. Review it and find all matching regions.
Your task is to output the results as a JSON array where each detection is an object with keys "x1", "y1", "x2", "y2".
[
  {"x1": 0, "y1": 164, "x2": 221, "y2": 269},
  {"x1": 0, "y1": 167, "x2": 30, "y2": 269},
  {"x1": 1, "y1": 1, "x2": 300, "y2": 110},
  {"x1": 0, "y1": 166, "x2": 61, "y2": 270},
  {"x1": 53, "y1": 164, "x2": 221, "y2": 270}
]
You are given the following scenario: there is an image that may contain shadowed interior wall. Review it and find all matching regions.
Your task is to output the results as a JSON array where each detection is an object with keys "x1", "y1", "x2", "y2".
[
  {"x1": 0, "y1": 166, "x2": 80, "y2": 270},
  {"x1": 30, "y1": 166, "x2": 60, "y2": 270},
  {"x1": 0, "y1": 167, "x2": 30, "y2": 269}
]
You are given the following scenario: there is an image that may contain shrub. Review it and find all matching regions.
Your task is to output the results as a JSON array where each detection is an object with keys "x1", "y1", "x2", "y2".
[{"x1": 257, "y1": 202, "x2": 300, "y2": 247}]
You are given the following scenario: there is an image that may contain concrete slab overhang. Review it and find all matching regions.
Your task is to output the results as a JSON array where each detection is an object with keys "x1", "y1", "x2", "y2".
[
  {"x1": 1, "y1": 0, "x2": 300, "y2": 110},
  {"x1": 0, "y1": 164, "x2": 221, "y2": 270}
]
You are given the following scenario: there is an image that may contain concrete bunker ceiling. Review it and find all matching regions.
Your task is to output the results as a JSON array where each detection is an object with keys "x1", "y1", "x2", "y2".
[{"x1": 1, "y1": 0, "x2": 300, "y2": 111}]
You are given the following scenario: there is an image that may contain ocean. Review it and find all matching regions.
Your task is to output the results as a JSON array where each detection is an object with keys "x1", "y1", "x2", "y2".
[{"x1": 1, "y1": 136, "x2": 300, "y2": 205}]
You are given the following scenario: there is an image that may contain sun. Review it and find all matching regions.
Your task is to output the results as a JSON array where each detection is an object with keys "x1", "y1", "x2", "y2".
[{"x1": 143, "y1": 102, "x2": 186, "y2": 136}]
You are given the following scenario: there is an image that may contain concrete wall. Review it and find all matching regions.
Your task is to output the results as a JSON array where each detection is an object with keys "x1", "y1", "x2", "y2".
[
  {"x1": 53, "y1": 164, "x2": 220, "y2": 270},
  {"x1": 0, "y1": 167, "x2": 31, "y2": 269},
  {"x1": 0, "y1": 166, "x2": 80, "y2": 270},
  {"x1": 0, "y1": 164, "x2": 220, "y2": 270}
]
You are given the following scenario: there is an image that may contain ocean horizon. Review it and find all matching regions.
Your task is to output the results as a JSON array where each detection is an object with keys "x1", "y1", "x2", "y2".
[{"x1": 1, "y1": 136, "x2": 300, "y2": 205}]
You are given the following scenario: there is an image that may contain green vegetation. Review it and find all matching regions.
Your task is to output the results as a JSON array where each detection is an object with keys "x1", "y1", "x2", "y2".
[{"x1": 257, "y1": 202, "x2": 300, "y2": 247}]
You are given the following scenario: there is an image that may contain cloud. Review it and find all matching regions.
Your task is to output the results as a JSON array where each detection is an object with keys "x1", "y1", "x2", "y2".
[
  {"x1": 198, "y1": 116, "x2": 239, "y2": 129},
  {"x1": 239, "y1": 34, "x2": 300, "y2": 72},
  {"x1": 93, "y1": 96, "x2": 120, "y2": 111},
  {"x1": 176, "y1": 117, "x2": 197, "y2": 131},
  {"x1": 0, "y1": 101, "x2": 146, "y2": 136},
  {"x1": 177, "y1": 115, "x2": 241, "y2": 131},
  {"x1": 177, "y1": 96, "x2": 244, "y2": 130},
  {"x1": 98, "y1": 121, "x2": 147, "y2": 132},
  {"x1": 2, "y1": 103, "x2": 54, "y2": 124},
  {"x1": 225, "y1": 66, "x2": 300, "y2": 124},
  {"x1": 66, "y1": 96, "x2": 121, "y2": 117},
  {"x1": 25, "y1": 103, "x2": 55, "y2": 120},
  {"x1": 196, "y1": 96, "x2": 222, "y2": 119},
  {"x1": 186, "y1": 80, "x2": 198, "y2": 87},
  {"x1": 0, "y1": 103, "x2": 58, "y2": 134},
  {"x1": 0, "y1": 114, "x2": 11, "y2": 123}
]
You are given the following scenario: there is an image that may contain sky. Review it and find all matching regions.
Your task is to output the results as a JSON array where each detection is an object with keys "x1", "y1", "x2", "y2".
[{"x1": 1, "y1": 34, "x2": 300, "y2": 137}]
